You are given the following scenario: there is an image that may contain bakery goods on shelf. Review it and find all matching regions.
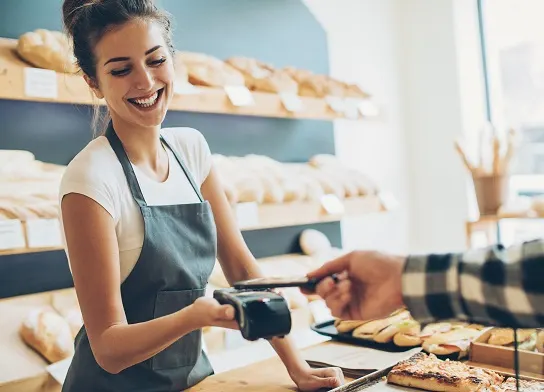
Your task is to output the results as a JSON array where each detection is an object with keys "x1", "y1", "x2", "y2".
[
  {"x1": 0, "y1": 150, "x2": 65, "y2": 221},
  {"x1": 283, "y1": 66, "x2": 370, "y2": 100},
  {"x1": 225, "y1": 57, "x2": 299, "y2": 94},
  {"x1": 212, "y1": 153, "x2": 379, "y2": 205},
  {"x1": 19, "y1": 308, "x2": 75, "y2": 363},
  {"x1": 16, "y1": 29, "x2": 78, "y2": 74},
  {"x1": 387, "y1": 352, "x2": 505, "y2": 392},
  {"x1": 175, "y1": 51, "x2": 245, "y2": 87}
]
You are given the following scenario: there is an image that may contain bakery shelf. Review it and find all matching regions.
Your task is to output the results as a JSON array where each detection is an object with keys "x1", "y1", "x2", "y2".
[
  {"x1": 0, "y1": 195, "x2": 384, "y2": 257},
  {"x1": 0, "y1": 37, "x2": 366, "y2": 121},
  {"x1": 236, "y1": 195, "x2": 385, "y2": 231}
]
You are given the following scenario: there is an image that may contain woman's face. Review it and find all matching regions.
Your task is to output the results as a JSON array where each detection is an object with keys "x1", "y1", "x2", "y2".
[{"x1": 89, "y1": 19, "x2": 175, "y2": 129}]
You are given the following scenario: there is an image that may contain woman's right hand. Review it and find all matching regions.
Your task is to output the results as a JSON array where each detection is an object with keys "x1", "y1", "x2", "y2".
[{"x1": 188, "y1": 297, "x2": 238, "y2": 330}]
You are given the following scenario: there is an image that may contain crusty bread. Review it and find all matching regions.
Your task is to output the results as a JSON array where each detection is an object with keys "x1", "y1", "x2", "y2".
[
  {"x1": 394, "y1": 333, "x2": 423, "y2": 347},
  {"x1": 225, "y1": 57, "x2": 298, "y2": 94},
  {"x1": 19, "y1": 308, "x2": 74, "y2": 363},
  {"x1": 176, "y1": 51, "x2": 245, "y2": 87},
  {"x1": 487, "y1": 328, "x2": 536, "y2": 347},
  {"x1": 352, "y1": 310, "x2": 410, "y2": 339},
  {"x1": 17, "y1": 29, "x2": 77, "y2": 73}
]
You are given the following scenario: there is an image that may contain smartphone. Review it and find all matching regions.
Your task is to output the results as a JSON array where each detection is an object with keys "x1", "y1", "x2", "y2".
[{"x1": 232, "y1": 274, "x2": 339, "y2": 291}]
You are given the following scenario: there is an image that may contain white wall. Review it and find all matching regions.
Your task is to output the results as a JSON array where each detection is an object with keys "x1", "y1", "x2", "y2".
[
  {"x1": 304, "y1": 0, "x2": 411, "y2": 254},
  {"x1": 304, "y1": 0, "x2": 486, "y2": 254}
]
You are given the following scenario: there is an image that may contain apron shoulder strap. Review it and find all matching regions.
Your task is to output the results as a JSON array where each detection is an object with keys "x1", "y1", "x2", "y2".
[
  {"x1": 105, "y1": 122, "x2": 148, "y2": 208},
  {"x1": 160, "y1": 133, "x2": 204, "y2": 202}
]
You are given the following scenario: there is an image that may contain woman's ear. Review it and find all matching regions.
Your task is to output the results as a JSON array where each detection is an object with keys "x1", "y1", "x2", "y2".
[{"x1": 83, "y1": 74, "x2": 104, "y2": 99}]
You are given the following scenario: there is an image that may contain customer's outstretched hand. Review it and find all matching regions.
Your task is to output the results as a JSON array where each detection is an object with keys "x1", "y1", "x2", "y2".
[{"x1": 306, "y1": 251, "x2": 406, "y2": 320}]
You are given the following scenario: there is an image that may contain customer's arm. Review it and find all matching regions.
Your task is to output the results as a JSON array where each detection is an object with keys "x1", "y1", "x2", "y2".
[{"x1": 403, "y1": 239, "x2": 544, "y2": 328}]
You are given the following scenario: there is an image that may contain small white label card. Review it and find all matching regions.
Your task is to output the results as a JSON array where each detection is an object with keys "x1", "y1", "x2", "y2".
[
  {"x1": 344, "y1": 98, "x2": 362, "y2": 120},
  {"x1": 173, "y1": 80, "x2": 201, "y2": 95},
  {"x1": 235, "y1": 202, "x2": 259, "y2": 228},
  {"x1": 24, "y1": 67, "x2": 58, "y2": 99},
  {"x1": 325, "y1": 95, "x2": 346, "y2": 114},
  {"x1": 26, "y1": 219, "x2": 63, "y2": 248},
  {"x1": 0, "y1": 219, "x2": 26, "y2": 250},
  {"x1": 320, "y1": 194, "x2": 345, "y2": 215},
  {"x1": 279, "y1": 92, "x2": 304, "y2": 112},
  {"x1": 224, "y1": 85, "x2": 255, "y2": 107},
  {"x1": 358, "y1": 99, "x2": 380, "y2": 117},
  {"x1": 46, "y1": 356, "x2": 73, "y2": 385},
  {"x1": 378, "y1": 191, "x2": 399, "y2": 211}
]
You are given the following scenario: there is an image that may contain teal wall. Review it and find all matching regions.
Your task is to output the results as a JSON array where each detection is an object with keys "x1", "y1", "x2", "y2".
[{"x1": 0, "y1": 0, "x2": 342, "y2": 296}]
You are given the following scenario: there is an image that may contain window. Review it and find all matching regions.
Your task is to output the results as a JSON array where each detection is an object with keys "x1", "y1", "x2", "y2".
[{"x1": 479, "y1": 0, "x2": 544, "y2": 245}]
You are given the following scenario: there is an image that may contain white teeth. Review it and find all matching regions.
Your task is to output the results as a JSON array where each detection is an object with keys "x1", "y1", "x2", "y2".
[{"x1": 133, "y1": 91, "x2": 159, "y2": 107}]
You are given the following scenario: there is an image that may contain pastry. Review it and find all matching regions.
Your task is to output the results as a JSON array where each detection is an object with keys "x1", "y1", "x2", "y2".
[
  {"x1": 299, "y1": 229, "x2": 332, "y2": 256},
  {"x1": 176, "y1": 51, "x2": 245, "y2": 87},
  {"x1": 487, "y1": 328, "x2": 537, "y2": 351},
  {"x1": 333, "y1": 319, "x2": 367, "y2": 334},
  {"x1": 352, "y1": 309, "x2": 411, "y2": 340},
  {"x1": 422, "y1": 327, "x2": 482, "y2": 356},
  {"x1": 387, "y1": 352, "x2": 504, "y2": 392},
  {"x1": 17, "y1": 29, "x2": 78, "y2": 74},
  {"x1": 20, "y1": 308, "x2": 74, "y2": 363},
  {"x1": 225, "y1": 57, "x2": 298, "y2": 94}
]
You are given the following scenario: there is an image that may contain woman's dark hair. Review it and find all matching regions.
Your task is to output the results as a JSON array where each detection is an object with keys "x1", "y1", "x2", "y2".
[{"x1": 62, "y1": 0, "x2": 175, "y2": 134}]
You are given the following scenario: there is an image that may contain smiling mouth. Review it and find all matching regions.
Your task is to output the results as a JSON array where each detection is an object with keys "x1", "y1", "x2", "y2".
[{"x1": 127, "y1": 88, "x2": 164, "y2": 109}]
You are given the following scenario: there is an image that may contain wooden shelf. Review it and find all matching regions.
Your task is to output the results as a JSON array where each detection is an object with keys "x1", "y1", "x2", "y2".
[
  {"x1": 0, "y1": 196, "x2": 384, "y2": 257},
  {"x1": 0, "y1": 37, "x2": 374, "y2": 121}
]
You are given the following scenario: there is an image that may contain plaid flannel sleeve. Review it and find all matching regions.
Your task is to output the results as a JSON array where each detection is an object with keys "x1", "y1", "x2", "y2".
[{"x1": 402, "y1": 239, "x2": 544, "y2": 328}]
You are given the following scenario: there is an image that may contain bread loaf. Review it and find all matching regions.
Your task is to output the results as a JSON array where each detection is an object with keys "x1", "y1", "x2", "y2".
[
  {"x1": 283, "y1": 68, "x2": 345, "y2": 98},
  {"x1": 225, "y1": 57, "x2": 298, "y2": 94},
  {"x1": 17, "y1": 29, "x2": 77, "y2": 74},
  {"x1": 20, "y1": 308, "x2": 74, "y2": 363},
  {"x1": 176, "y1": 51, "x2": 245, "y2": 87}
]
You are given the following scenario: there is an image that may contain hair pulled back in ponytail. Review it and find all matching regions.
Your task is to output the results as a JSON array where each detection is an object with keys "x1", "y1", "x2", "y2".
[{"x1": 62, "y1": 0, "x2": 175, "y2": 134}]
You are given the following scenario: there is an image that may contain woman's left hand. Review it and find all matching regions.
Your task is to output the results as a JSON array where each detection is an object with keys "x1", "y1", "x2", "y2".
[{"x1": 290, "y1": 364, "x2": 345, "y2": 391}]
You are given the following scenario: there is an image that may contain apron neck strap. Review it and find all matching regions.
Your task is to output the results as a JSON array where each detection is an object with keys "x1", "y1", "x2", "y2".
[
  {"x1": 105, "y1": 121, "x2": 148, "y2": 208},
  {"x1": 160, "y1": 135, "x2": 204, "y2": 203},
  {"x1": 105, "y1": 121, "x2": 205, "y2": 205}
]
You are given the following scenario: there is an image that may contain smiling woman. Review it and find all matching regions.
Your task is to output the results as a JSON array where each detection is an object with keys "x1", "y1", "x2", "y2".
[{"x1": 57, "y1": 1, "x2": 344, "y2": 392}]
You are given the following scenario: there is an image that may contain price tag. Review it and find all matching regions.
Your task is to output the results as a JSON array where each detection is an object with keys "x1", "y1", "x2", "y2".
[
  {"x1": 173, "y1": 80, "x2": 201, "y2": 95},
  {"x1": 0, "y1": 220, "x2": 26, "y2": 250},
  {"x1": 378, "y1": 191, "x2": 399, "y2": 211},
  {"x1": 224, "y1": 85, "x2": 255, "y2": 107},
  {"x1": 235, "y1": 202, "x2": 259, "y2": 228},
  {"x1": 320, "y1": 194, "x2": 345, "y2": 215},
  {"x1": 279, "y1": 92, "x2": 304, "y2": 113},
  {"x1": 26, "y1": 219, "x2": 63, "y2": 248},
  {"x1": 344, "y1": 98, "x2": 361, "y2": 120},
  {"x1": 46, "y1": 356, "x2": 73, "y2": 385},
  {"x1": 325, "y1": 96, "x2": 346, "y2": 113},
  {"x1": 24, "y1": 67, "x2": 58, "y2": 99},
  {"x1": 358, "y1": 99, "x2": 379, "y2": 117}
]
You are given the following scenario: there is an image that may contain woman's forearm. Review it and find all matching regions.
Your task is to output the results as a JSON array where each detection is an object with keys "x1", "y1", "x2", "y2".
[{"x1": 94, "y1": 306, "x2": 198, "y2": 374}]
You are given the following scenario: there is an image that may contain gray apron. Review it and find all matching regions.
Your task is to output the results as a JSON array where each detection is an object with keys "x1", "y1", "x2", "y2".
[{"x1": 62, "y1": 122, "x2": 216, "y2": 391}]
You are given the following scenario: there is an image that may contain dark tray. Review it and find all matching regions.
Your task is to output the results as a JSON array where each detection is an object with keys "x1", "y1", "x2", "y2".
[
  {"x1": 310, "y1": 319, "x2": 415, "y2": 353},
  {"x1": 311, "y1": 319, "x2": 465, "y2": 360}
]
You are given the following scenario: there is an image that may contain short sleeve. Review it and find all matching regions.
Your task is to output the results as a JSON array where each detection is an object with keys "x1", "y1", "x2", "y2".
[
  {"x1": 58, "y1": 147, "x2": 119, "y2": 223},
  {"x1": 194, "y1": 130, "x2": 212, "y2": 185}
]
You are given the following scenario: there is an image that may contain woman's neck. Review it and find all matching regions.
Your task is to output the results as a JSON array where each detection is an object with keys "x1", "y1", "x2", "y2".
[{"x1": 110, "y1": 115, "x2": 168, "y2": 180}]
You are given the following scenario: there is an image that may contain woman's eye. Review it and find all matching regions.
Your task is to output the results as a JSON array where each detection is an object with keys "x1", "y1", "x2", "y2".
[
  {"x1": 111, "y1": 68, "x2": 130, "y2": 77},
  {"x1": 150, "y1": 58, "x2": 167, "y2": 66}
]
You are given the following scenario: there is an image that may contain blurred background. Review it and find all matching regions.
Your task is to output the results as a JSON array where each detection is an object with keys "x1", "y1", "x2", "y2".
[{"x1": 1, "y1": 0, "x2": 544, "y2": 389}]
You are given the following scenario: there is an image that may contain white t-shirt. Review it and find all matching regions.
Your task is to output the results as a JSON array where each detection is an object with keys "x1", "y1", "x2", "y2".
[{"x1": 59, "y1": 127, "x2": 212, "y2": 283}]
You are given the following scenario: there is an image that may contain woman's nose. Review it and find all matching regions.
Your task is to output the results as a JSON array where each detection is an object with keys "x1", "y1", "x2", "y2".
[{"x1": 133, "y1": 67, "x2": 154, "y2": 91}]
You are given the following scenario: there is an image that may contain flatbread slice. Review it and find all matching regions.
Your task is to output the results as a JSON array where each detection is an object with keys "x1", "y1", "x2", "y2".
[{"x1": 387, "y1": 352, "x2": 504, "y2": 392}]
